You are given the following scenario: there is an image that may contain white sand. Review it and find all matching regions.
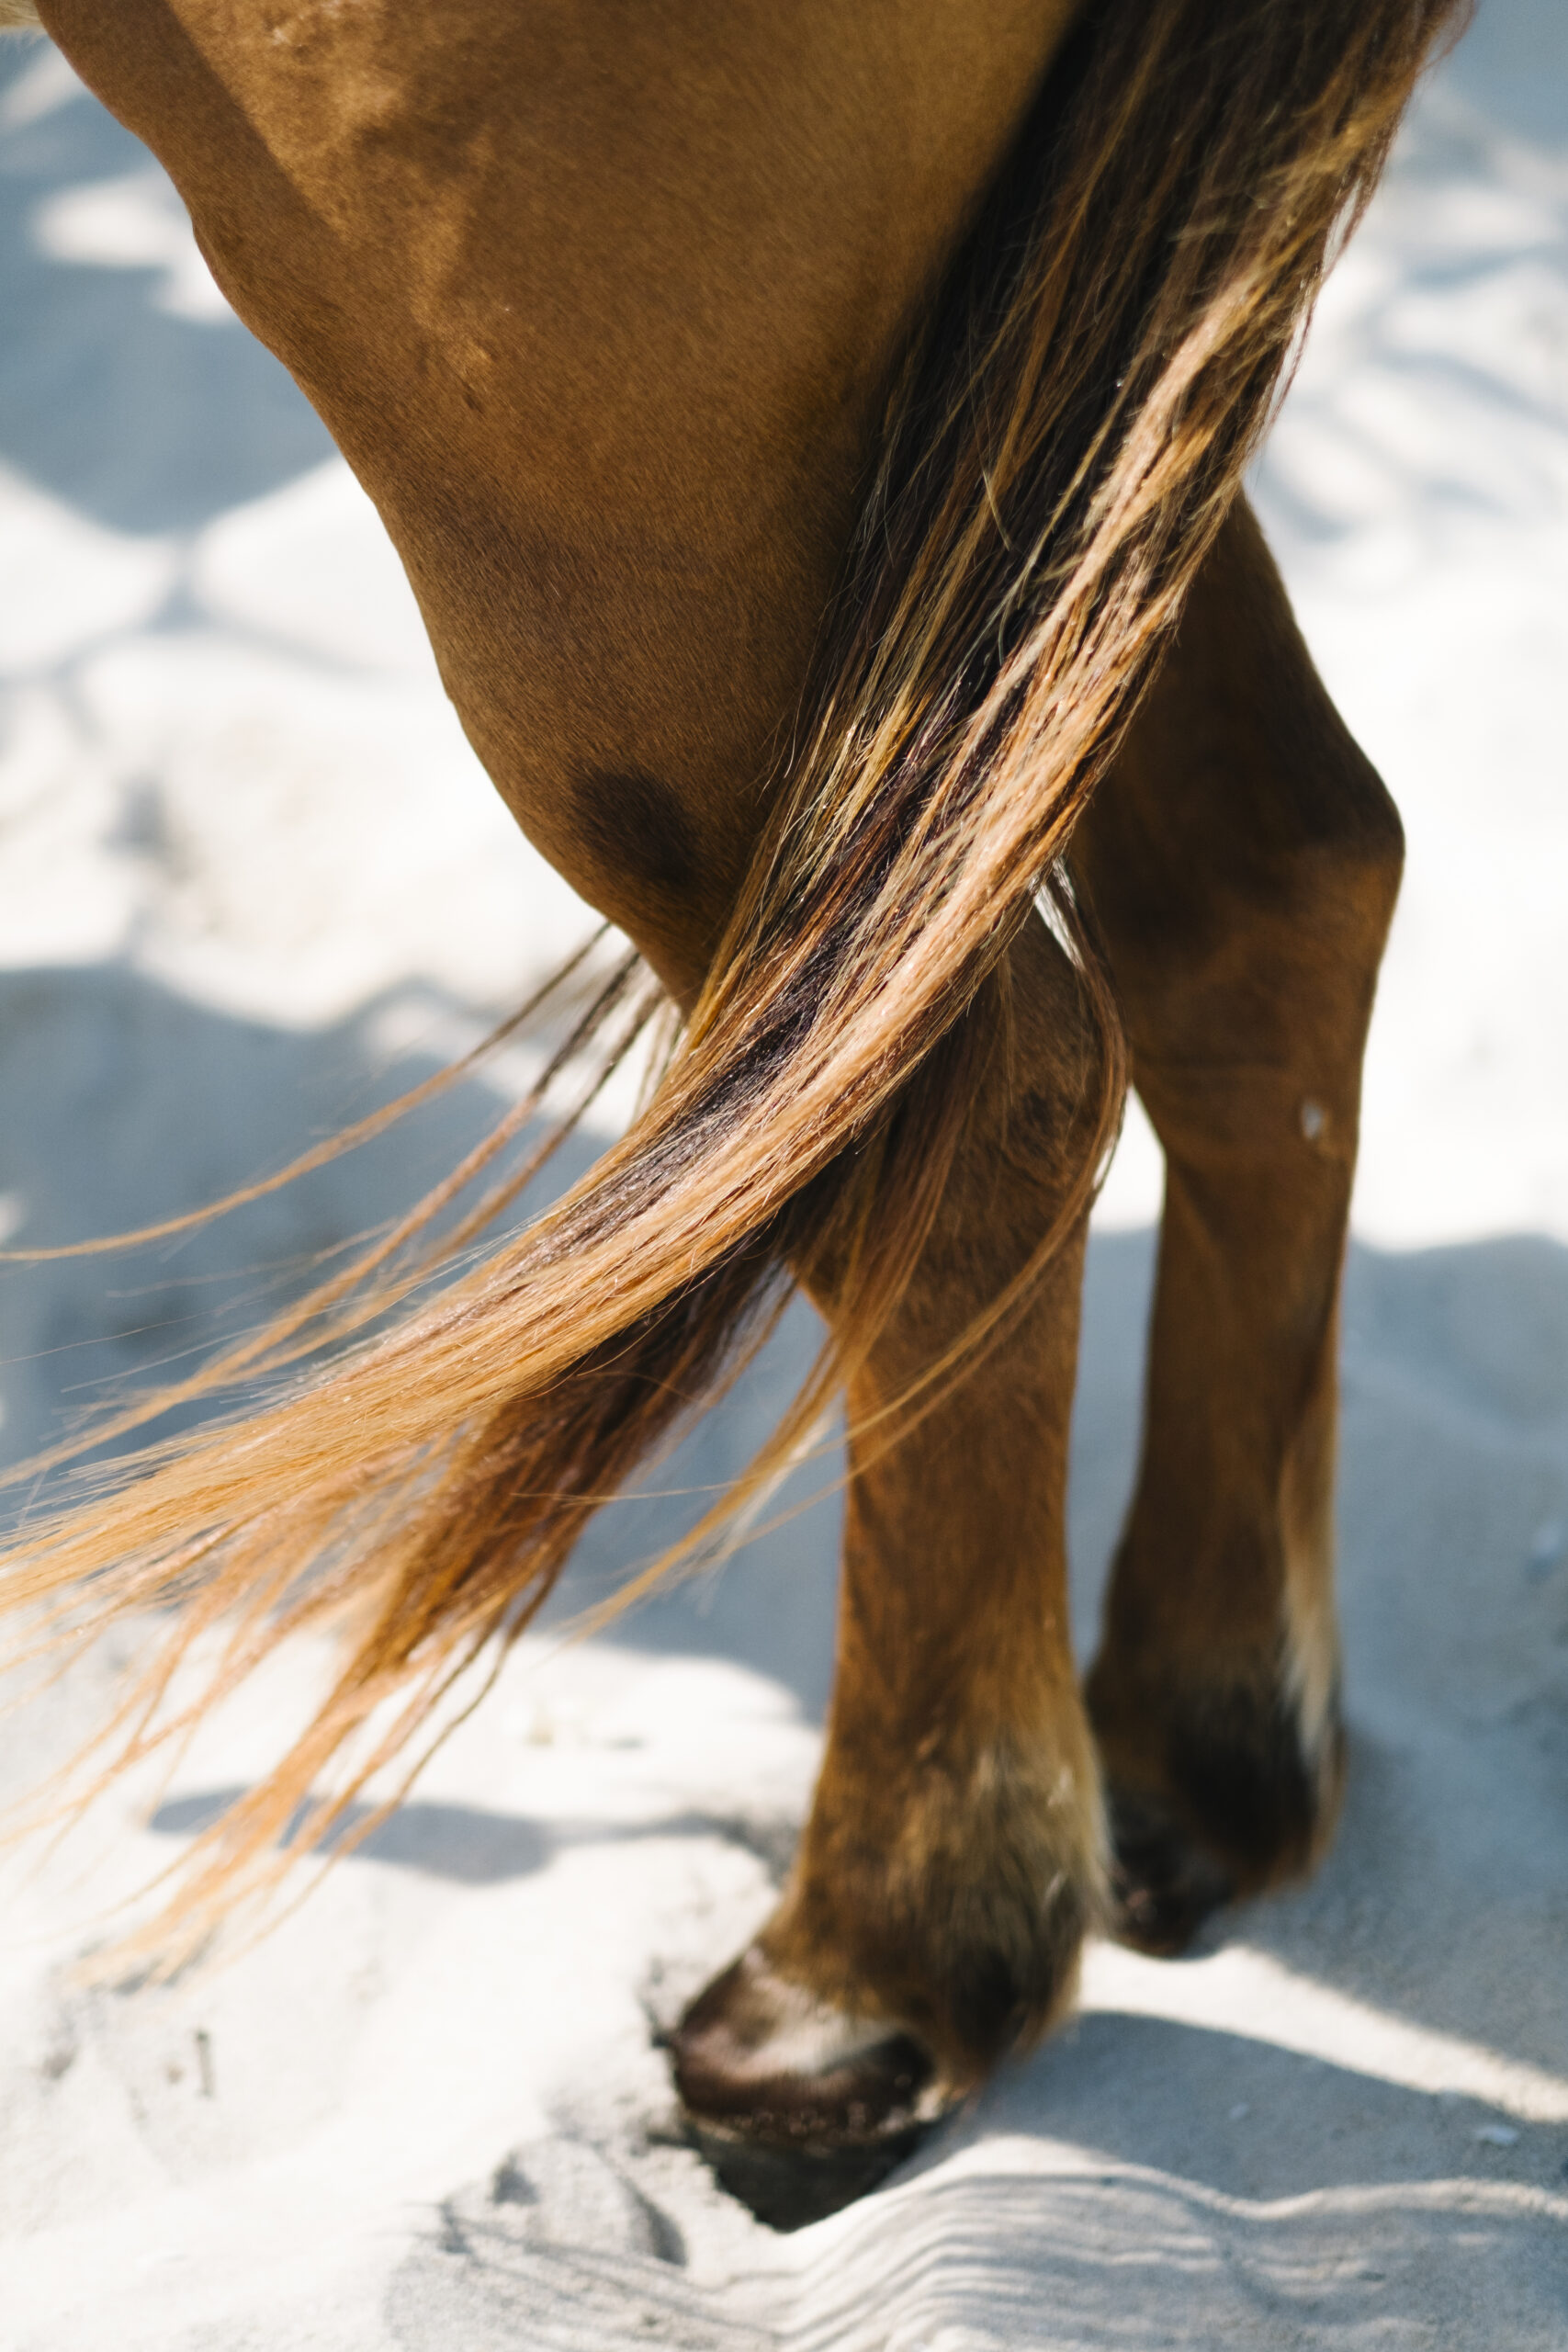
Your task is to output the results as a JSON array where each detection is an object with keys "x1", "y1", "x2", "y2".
[{"x1": 2, "y1": 6, "x2": 1566, "y2": 2345}]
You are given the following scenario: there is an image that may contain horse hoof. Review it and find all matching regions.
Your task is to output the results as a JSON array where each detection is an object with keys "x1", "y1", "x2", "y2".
[
  {"x1": 1105, "y1": 1787, "x2": 1235, "y2": 1958},
  {"x1": 682, "y1": 2116, "x2": 926, "y2": 2231},
  {"x1": 667, "y1": 1946, "x2": 947, "y2": 2228}
]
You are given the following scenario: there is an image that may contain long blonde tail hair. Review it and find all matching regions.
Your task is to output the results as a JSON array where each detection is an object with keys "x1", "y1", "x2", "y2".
[{"x1": 2, "y1": 0, "x2": 1461, "y2": 1951}]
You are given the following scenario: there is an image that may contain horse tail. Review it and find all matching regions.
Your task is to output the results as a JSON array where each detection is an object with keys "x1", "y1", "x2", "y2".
[{"x1": 2, "y1": 0, "x2": 1462, "y2": 1953}]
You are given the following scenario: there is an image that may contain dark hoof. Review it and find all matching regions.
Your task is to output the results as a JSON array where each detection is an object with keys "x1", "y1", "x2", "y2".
[
  {"x1": 684, "y1": 2116, "x2": 925, "y2": 2231},
  {"x1": 668, "y1": 1947, "x2": 945, "y2": 2228},
  {"x1": 1105, "y1": 1787, "x2": 1235, "y2": 1957}
]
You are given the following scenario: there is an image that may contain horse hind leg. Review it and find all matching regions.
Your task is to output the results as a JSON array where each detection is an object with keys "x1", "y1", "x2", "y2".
[
  {"x1": 669, "y1": 490, "x2": 1399, "y2": 2203},
  {"x1": 1072, "y1": 497, "x2": 1404, "y2": 1955},
  {"x1": 670, "y1": 912, "x2": 1107, "y2": 2225}
]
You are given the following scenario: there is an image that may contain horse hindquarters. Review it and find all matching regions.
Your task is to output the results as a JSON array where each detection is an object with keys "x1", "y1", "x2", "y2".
[{"x1": 1075, "y1": 500, "x2": 1404, "y2": 1952}]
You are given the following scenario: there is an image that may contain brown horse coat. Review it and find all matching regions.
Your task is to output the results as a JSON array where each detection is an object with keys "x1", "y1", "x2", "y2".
[{"x1": 3, "y1": 0, "x2": 1460, "y2": 2222}]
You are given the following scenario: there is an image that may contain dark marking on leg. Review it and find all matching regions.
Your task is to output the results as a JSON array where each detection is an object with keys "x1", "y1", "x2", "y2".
[
  {"x1": 1103, "y1": 1784, "x2": 1237, "y2": 1957},
  {"x1": 1098, "y1": 1672, "x2": 1345, "y2": 1956},
  {"x1": 1160, "y1": 1677, "x2": 1339, "y2": 1882}
]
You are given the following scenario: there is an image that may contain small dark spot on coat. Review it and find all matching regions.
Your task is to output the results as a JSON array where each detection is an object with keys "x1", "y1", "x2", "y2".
[{"x1": 572, "y1": 767, "x2": 698, "y2": 897}]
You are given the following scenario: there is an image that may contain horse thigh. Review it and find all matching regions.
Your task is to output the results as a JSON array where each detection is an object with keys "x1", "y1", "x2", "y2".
[
  {"x1": 1071, "y1": 496, "x2": 1403, "y2": 1951},
  {"x1": 35, "y1": 0, "x2": 1079, "y2": 1010}
]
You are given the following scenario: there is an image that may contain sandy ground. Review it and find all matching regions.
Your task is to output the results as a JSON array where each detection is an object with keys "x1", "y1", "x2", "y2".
[{"x1": 2, "y1": 5, "x2": 1567, "y2": 2346}]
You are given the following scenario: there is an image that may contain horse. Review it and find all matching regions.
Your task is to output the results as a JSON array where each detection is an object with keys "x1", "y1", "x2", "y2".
[{"x1": 0, "y1": 0, "x2": 1463, "y2": 2226}]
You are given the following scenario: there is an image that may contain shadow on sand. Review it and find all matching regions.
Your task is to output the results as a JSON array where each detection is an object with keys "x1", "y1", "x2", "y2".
[{"x1": 8, "y1": 956, "x2": 1568, "y2": 2123}]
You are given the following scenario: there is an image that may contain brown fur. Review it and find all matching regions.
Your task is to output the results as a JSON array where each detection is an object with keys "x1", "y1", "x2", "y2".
[
  {"x1": 4, "y1": 0, "x2": 1463, "y2": 2178},
  {"x1": 1077, "y1": 503, "x2": 1405, "y2": 1951}
]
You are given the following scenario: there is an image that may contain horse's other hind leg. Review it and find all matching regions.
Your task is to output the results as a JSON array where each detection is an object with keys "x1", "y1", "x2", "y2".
[
  {"x1": 671, "y1": 912, "x2": 1105, "y2": 2222},
  {"x1": 1072, "y1": 498, "x2": 1403, "y2": 1956}
]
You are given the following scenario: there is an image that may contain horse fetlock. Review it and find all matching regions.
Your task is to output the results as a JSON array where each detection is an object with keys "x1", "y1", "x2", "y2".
[
  {"x1": 811, "y1": 1729, "x2": 1102, "y2": 2057},
  {"x1": 1088, "y1": 1650, "x2": 1345, "y2": 1956},
  {"x1": 671, "y1": 1733, "x2": 1102, "y2": 2222}
]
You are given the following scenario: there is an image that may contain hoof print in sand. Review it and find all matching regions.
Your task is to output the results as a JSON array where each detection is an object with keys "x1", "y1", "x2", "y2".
[{"x1": 389, "y1": 2137, "x2": 761, "y2": 2352}]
